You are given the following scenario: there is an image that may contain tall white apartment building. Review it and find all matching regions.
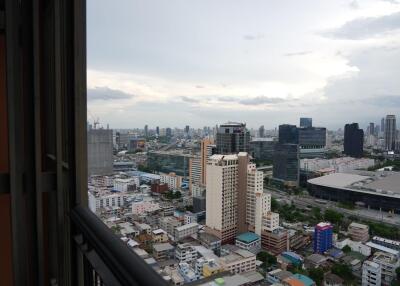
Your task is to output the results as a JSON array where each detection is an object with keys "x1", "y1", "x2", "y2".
[
  {"x1": 189, "y1": 156, "x2": 202, "y2": 192},
  {"x1": 246, "y1": 163, "x2": 269, "y2": 235},
  {"x1": 362, "y1": 260, "x2": 381, "y2": 286},
  {"x1": 206, "y1": 154, "x2": 241, "y2": 243},
  {"x1": 160, "y1": 172, "x2": 183, "y2": 190}
]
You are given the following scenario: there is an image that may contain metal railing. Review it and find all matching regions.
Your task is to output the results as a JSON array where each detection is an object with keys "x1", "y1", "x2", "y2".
[{"x1": 71, "y1": 206, "x2": 168, "y2": 286}]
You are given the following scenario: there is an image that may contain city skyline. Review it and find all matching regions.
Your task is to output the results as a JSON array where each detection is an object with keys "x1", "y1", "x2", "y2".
[{"x1": 88, "y1": 0, "x2": 400, "y2": 129}]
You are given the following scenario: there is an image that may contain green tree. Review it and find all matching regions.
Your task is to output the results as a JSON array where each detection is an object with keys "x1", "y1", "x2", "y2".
[
  {"x1": 342, "y1": 245, "x2": 351, "y2": 253},
  {"x1": 331, "y1": 263, "x2": 354, "y2": 283},
  {"x1": 308, "y1": 268, "x2": 324, "y2": 286},
  {"x1": 396, "y1": 267, "x2": 400, "y2": 280},
  {"x1": 271, "y1": 198, "x2": 279, "y2": 212},
  {"x1": 324, "y1": 209, "x2": 343, "y2": 225},
  {"x1": 312, "y1": 207, "x2": 322, "y2": 220}
]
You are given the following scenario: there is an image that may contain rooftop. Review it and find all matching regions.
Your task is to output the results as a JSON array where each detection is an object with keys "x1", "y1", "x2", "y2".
[
  {"x1": 153, "y1": 243, "x2": 174, "y2": 252},
  {"x1": 308, "y1": 172, "x2": 400, "y2": 197},
  {"x1": 348, "y1": 222, "x2": 369, "y2": 230},
  {"x1": 236, "y1": 232, "x2": 260, "y2": 244},
  {"x1": 175, "y1": 222, "x2": 199, "y2": 232}
]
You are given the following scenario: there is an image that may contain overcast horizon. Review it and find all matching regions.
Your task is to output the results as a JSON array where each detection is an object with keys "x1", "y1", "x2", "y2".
[{"x1": 87, "y1": 0, "x2": 400, "y2": 130}]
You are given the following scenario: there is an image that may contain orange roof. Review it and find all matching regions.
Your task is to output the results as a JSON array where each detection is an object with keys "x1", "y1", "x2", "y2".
[{"x1": 283, "y1": 277, "x2": 305, "y2": 286}]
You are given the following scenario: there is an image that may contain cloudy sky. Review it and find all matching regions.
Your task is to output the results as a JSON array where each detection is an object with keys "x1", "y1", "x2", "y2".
[{"x1": 87, "y1": 0, "x2": 400, "y2": 130}]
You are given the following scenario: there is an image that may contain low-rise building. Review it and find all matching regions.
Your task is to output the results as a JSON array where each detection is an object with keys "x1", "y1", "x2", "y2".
[
  {"x1": 152, "y1": 229, "x2": 169, "y2": 243},
  {"x1": 175, "y1": 243, "x2": 198, "y2": 263},
  {"x1": 131, "y1": 200, "x2": 160, "y2": 215},
  {"x1": 113, "y1": 177, "x2": 139, "y2": 192},
  {"x1": 334, "y1": 238, "x2": 371, "y2": 256},
  {"x1": 235, "y1": 232, "x2": 261, "y2": 254},
  {"x1": 283, "y1": 274, "x2": 315, "y2": 286},
  {"x1": 159, "y1": 216, "x2": 182, "y2": 236},
  {"x1": 178, "y1": 262, "x2": 199, "y2": 283},
  {"x1": 348, "y1": 222, "x2": 369, "y2": 242},
  {"x1": 153, "y1": 243, "x2": 175, "y2": 261},
  {"x1": 304, "y1": 253, "x2": 328, "y2": 269},
  {"x1": 174, "y1": 222, "x2": 198, "y2": 241},
  {"x1": 371, "y1": 236, "x2": 400, "y2": 251},
  {"x1": 323, "y1": 273, "x2": 344, "y2": 286},
  {"x1": 198, "y1": 232, "x2": 221, "y2": 256},
  {"x1": 362, "y1": 260, "x2": 381, "y2": 286},
  {"x1": 218, "y1": 249, "x2": 256, "y2": 274},
  {"x1": 267, "y1": 269, "x2": 294, "y2": 284},
  {"x1": 262, "y1": 228, "x2": 289, "y2": 255},
  {"x1": 372, "y1": 251, "x2": 400, "y2": 286}
]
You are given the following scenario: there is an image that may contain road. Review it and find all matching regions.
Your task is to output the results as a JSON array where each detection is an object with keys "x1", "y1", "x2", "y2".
[{"x1": 266, "y1": 187, "x2": 400, "y2": 227}]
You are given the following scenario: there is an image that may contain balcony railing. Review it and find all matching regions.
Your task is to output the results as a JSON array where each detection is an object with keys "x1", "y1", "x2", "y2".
[{"x1": 71, "y1": 206, "x2": 168, "y2": 286}]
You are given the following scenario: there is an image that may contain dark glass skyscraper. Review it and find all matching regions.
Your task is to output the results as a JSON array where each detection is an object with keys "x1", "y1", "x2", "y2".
[
  {"x1": 300, "y1": 117, "x2": 312, "y2": 128},
  {"x1": 273, "y1": 143, "x2": 299, "y2": 186},
  {"x1": 278, "y1": 124, "x2": 299, "y2": 144},
  {"x1": 216, "y1": 122, "x2": 251, "y2": 154},
  {"x1": 344, "y1": 123, "x2": 364, "y2": 158}
]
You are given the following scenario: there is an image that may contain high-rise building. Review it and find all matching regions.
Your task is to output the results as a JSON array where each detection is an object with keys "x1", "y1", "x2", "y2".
[
  {"x1": 278, "y1": 124, "x2": 298, "y2": 144},
  {"x1": 344, "y1": 123, "x2": 364, "y2": 158},
  {"x1": 385, "y1": 115, "x2": 396, "y2": 151},
  {"x1": 313, "y1": 222, "x2": 333, "y2": 253},
  {"x1": 258, "y1": 125, "x2": 265, "y2": 138},
  {"x1": 381, "y1": 117, "x2": 385, "y2": 133},
  {"x1": 185, "y1": 125, "x2": 190, "y2": 134},
  {"x1": 250, "y1": 138, "x2": 275, "y2": 162},
  {"x1": 87, "y1": 127, "x2": 113, "y2": 176},
  {"x1": 216, "y1": 122, "x2": 251, "y2": 154},
  {"x1": 200, "y1": 138, "x2": 215, "y2": 186},
  {"x1": 189, "y1": 156, "x2": 202, "y2": 193},
  {"x1": 144, "y1": 124, "x2": 148, "y2": 137},
  {"x1": 166, "y1": 127, "x2": 172, "y2": 137},
  {"x1": 205, "y1": 152, "x2": 264, "y2": 243},
  {"x1": 273, "y1": 143, "x2": 299, "y2": 187},
  {"x1": 369, "y1": 123, "x2": 375, "y2": 136},
  {"x1": 298, "y1": 127, "x2": 326, "y2": 158},
  {"x1": 156, "y1": 126, "x2": 160, "y2": 136},
  {"x1": 300, "y1": 117, "x2": 312, "y2": 128},
  {"x1": 206, "y1": 154, "x2": 242, "y2": 243}
]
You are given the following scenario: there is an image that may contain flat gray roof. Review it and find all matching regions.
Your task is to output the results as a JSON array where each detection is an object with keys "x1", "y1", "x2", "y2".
[
  {"x1": 308, "y1": 173, "x2": 369, "y2": 188},
  {"x1": 364, "y1": 173, "x2": 400, "y2": 194},
  {"x1": 308, "y1": 172, "x2": 400, "y2": 197}
]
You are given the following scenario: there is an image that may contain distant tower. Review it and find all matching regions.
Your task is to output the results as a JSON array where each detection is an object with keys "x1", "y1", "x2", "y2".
[
  {"x1": 385, "y1": 115, "x2": 396, "y2": 151},
  {"x1": 144, "y1": 125, "x2": 148, "y2": 137},
  {"x1": 313, "y1": 222, "x2": 333, "y2": 253},
  {"x1": 344, "y1": 123, "x2": 364, "y2": 158},
  {"x1": 381, "y1": 117, "x2": 385, "y2": 133},
  {"x1": 216, "y1": 122, "x2": 250, "y2": 154},
  {"x1": 258, "y1": 125, "x2": 265, "y2": 138},
  {"x1": 369, "y1": 123, "x2": 374, "y2": 136},
  {"x1": 300, "y1": 117, "x2": 312, "y2": 128},
  {"x1": 156, "y1": 126, "x2": 160, "y2": 136}
]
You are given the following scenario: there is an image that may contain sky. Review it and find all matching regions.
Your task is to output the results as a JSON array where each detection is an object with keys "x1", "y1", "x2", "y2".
[{"x1": 87, "y1": 0, "x2": 400, "y2": 130}]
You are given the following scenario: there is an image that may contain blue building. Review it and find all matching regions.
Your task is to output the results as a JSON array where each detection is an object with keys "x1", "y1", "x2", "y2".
[{"x1": 313, "y1": 222, "x2": 333, "y2": 253}]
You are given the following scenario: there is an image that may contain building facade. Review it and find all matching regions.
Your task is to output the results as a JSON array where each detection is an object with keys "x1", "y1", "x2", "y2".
[
  {"x1": 216, "y1": 122, "x2": 251, "y2": 154},
  {"x1": 385, "y1": 115, "x2": 397, "y2": 151},
  {"x1": 273, "y1": 143, "x2": 300, "y2": 186},
  {"x1": 344, "y1": 123, "x2": 364, "y2": 158},
  {"x1": 87, "y1": 128, "x2": 113, "y2": 175},
  {"x1": 313, "y1": 222, "x2": 333, "y2": 254}
]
